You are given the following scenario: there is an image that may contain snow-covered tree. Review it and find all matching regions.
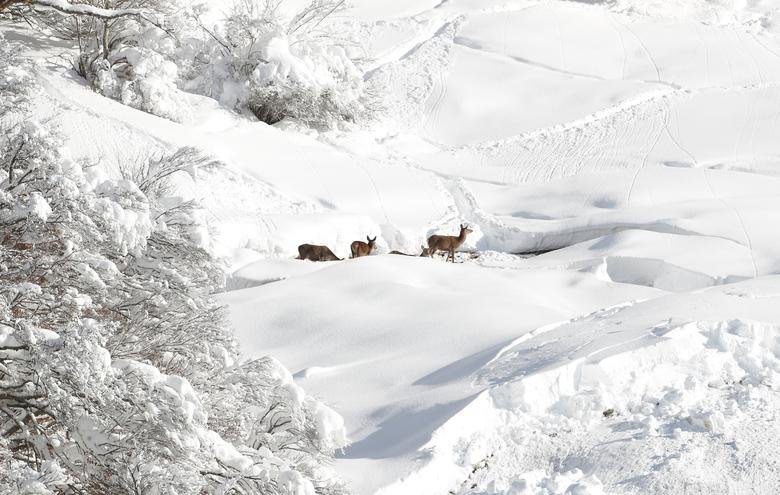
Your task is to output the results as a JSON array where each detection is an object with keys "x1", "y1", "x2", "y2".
[{"x1": 0, "y1": 36, "x2": 348, "y2": 494}]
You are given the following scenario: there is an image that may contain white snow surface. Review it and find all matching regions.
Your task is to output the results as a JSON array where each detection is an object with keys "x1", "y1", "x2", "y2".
[{"x1": 7, "y1": 0, "x2": 780, "y2": 493}]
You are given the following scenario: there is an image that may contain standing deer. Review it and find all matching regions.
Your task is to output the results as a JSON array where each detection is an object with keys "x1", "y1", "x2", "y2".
[
  {"x1": 350, "y1": 236, "x2": 377, "y2": 258},
  {"x1": 427, "y1": 224, "x2": 473, "y2": 262},
  {"x1": 296, "y1": 244, "x2": 342, "y2": 261}
]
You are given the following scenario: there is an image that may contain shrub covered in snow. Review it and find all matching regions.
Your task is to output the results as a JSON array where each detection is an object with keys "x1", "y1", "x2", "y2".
[
  {"x1": 88, "y1": 43, "x2": 193, "y2": 122},
  {"x1": 0, "y1": 34, "x2": 31, "y2": 120},
  {"x1": 185, "y1": 0, "x2": 371, "y2": 129},
  {"x1": 16, "y1": 0, "x2": 194, "y2": 122},
  {"x1": 11, "y1": 0, "x2": 372, "y2": 128},
  {"x1": 0, "y1": 38, "x2": 347, "y2": 494}
]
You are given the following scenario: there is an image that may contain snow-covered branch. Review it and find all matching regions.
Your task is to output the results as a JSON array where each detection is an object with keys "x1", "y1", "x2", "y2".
[{"x1": 1, "y1": 0, "x2": 142, "y2": 18}]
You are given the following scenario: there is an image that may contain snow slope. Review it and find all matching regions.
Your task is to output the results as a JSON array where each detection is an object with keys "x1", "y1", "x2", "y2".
[
  {"x1": 7, "y1": 0, "x2": 780, "y2": 493},
  {"x1": 220, "y1": 256, "x2": 660, "y2": 491}
]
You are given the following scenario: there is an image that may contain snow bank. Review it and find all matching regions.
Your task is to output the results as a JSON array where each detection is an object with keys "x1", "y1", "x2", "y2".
[
  {"x1": 443, "y1": 169, "x2": 780, "y2": 277},
  {"x1": 227, "y1": 258, "x2": 330, "y2": 290},
  {"x1": 385, "y1": 278, "x2": 780, "y2": 495},
  {"x1": 222, "y1": 255, "x2": 660, "y2": 492},
  {"x1": 466, "y1": 469, "x2": 605, "y2": 495},
  {"x1": 520, "y1": 229, "x2": 754, "y2": 291},
  {"x1": 486, "y1": 318, "x2": 780, "y2": 423}
]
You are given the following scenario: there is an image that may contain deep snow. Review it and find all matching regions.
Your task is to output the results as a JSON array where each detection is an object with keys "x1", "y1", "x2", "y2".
[{"x1": 7, "y1": 0, "x2": 780, "y2": 493}]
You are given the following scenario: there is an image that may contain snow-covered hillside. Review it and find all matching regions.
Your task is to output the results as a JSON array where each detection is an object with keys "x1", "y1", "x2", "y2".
[{"x1": 4, "y1": 0, "x2": 780, "y2": 493}]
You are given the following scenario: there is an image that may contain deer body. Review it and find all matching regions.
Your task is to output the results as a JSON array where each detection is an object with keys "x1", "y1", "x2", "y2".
[
  {"x1": 296, "y1": 244, "x2": 342, "y2": 262},
  {"x1": 350, "y1": 236, "x2": 377, "y2": 258},
  {"x1": 427, "y1": 224, "x2": 473, "y2": 262}
]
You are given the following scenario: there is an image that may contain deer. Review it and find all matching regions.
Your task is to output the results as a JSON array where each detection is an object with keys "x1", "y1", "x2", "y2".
[
  {"x1": 389, "y1": 245, "x2": 429, "y2": 256},
  {"x1": 427, "y1": 224, "x2": 473, "y2": 262},
  {"x1": 296, "y1": 244, "x2": 342, "y2": 262},
  {"x1": 350, "y1": 236, "x2": 377, "y2": 258}
]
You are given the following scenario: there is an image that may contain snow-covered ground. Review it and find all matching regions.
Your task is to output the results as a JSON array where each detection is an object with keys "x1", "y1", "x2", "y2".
[{"x1": 7, "y1": 0, "x2": 780, "y2": 492}]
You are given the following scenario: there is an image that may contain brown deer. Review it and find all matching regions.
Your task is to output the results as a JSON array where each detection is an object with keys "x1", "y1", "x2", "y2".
[
  {"x1": 427, "y1": 224, "x2": 473, "y2": 262},
  {"x1": 296, "y1": 244, "x2": 342, "y2": 261},
  {"x1": 389, "y1": 245, "x2": 429, "y2": 256},
  {"x1": 350, "y1": 236, "x2": 377, "y2": 258}
]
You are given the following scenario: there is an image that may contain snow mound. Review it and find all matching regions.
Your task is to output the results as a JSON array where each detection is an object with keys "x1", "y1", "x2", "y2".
[
  {"x1": 466, "y1": 468, "x2": 605, "y2": 495},
  {"x1": 484, "y1": 318, "x2": 780, "y2": 423},
  {"x1": 519, "y1": 229, "x2": 754, "y2": 291},
  {"x1": 227, "y1": 258, "x2": 330, "y2": 290},
  {"x1": 391, "y1": 281, "x2": 780, "y2": 495}
]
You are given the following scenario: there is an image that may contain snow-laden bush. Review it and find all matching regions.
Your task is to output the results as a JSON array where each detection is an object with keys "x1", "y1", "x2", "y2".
[
  {"x1": 17, "y1": 0, "x2": 195, "y2": 122},
  {"x1": 0, "y1": 38, "x2": 347, "y2": 494},
  {"x1": 11, "y1": 0, "x2": 372, "y2": 128},
  {"x1": 88, "y1": 9, "x2": 194, "y2": 122},
  {"x1": 0, "y1": 34, "x2": 30, "y2": 121},
  {"x1": 88, "y1": 43, "x2": 193, "y2": 122},
  {"x1": 186, "y1": 0, "x2": 371, "y2": 129}
]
